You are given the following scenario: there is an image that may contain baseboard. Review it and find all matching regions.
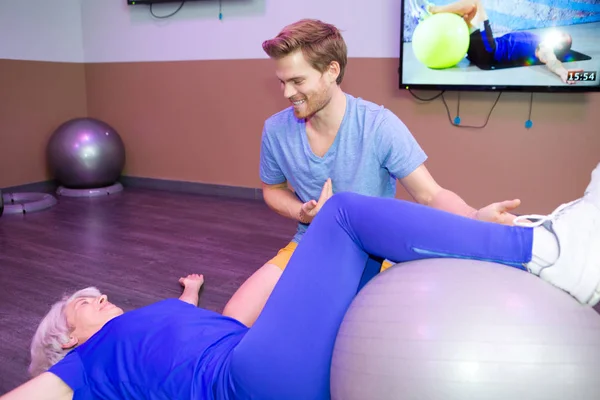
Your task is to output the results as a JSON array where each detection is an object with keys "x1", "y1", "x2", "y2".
[
  {"x1": 1, "y1": 180, "x2": 58, "y2": 194},
  {"x1": 1, "y1": 176, "x2": 264, "y2": 201},
  {"x1": 119, "y1": 176, "x2": 264, "y2": 201}
]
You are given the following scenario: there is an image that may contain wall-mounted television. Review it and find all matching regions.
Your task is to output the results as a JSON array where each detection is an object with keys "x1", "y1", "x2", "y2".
[
  {"x1": 399, "y1": 0, "x2": 600, "y2": 92},
  {"x1": 127, "y1": 0, "x2": 204, "y2": 4}
]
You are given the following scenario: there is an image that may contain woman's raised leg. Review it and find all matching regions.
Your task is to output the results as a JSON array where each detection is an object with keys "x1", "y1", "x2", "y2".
[{"x1": 228, "y1": 192, "x2": 533, "y2": 399}]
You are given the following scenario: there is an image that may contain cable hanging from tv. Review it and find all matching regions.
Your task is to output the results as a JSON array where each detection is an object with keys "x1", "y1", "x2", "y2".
[
  {"x1": 127, "y1": 0, "x2": 223, "y2": 20},
  {"x1": 407, "y1": 88, "x2": 537, "y2": 130},
  {"x1": 150, "y1": 1, "x2": 185, "y2": 18}
]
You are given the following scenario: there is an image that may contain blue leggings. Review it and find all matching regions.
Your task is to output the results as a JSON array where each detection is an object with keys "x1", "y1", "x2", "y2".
[{"x1": 229, "y1": 192, "x2": 533, "y2": 399}]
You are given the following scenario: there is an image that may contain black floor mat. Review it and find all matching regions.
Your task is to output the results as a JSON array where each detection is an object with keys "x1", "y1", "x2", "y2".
[{"x1": 480, "y1": 49, "x2": 592, "y2": 70}]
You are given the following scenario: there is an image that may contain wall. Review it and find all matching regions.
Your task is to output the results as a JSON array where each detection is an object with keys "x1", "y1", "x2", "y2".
[
  {"x1": 81, "y1": 0, "x2": 400, "y2": 62},
  {"x1": 81, "y1": 0, "x2": 403, "y2": 188},
  {"x1": 0, "y1": 0, "x2": 87, "y2": 188}
]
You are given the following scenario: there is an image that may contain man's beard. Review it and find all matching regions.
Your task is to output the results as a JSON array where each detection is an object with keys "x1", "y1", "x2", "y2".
[{"x1": 293, "y1": 86, "x2": 332, "y2": 120}]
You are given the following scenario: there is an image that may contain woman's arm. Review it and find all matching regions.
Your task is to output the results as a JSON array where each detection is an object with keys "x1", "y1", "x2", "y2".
[
  {"x1": 537, "y1": 44, "x2": 574, "y2": 84},
  {"x1": 0, "y1": 372, "x2": 73, "y2": 400}
]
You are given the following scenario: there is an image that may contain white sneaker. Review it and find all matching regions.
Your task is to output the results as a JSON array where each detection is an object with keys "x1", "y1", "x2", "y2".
[
  {"x1": 585, "y1": 162, "x2": 600, "y2": 198},
  {"x1": 514, "y1": 163, "x2": 600, "y2": 306}
]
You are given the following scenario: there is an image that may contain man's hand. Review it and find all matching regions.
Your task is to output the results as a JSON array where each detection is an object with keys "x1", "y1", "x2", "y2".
[
  {"x1": 475, "y1": 199, "x2": 521, "y2": 225},
  {"x1": 299, "y1": 178, "x2": 333, "y2": 224}
]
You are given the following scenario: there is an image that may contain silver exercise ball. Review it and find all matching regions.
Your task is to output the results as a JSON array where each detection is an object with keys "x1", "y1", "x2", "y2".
[
  {"x1": 330, "y1": 258, "x2": 600, "y2": 400},
  {"x1": 47, "y1": 118, "x2": 126, "y2": 189}
]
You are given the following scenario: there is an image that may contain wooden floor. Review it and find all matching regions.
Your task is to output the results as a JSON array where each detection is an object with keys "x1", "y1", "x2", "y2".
[{"x1": 0, "y1": 187, "x2": 296, "y2": 394}]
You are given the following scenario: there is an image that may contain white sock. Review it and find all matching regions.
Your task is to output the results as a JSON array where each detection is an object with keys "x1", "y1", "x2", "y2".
[{"x1": 526, "y1": 223, "x2": 559, "y2": 275}]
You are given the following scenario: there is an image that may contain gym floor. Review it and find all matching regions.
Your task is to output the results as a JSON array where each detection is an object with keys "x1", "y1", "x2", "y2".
[{"x1": 0, "y1": 187, "x2": 295, "y2": 394}]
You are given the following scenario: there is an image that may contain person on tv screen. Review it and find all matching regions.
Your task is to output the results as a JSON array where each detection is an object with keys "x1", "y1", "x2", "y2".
[{"x1": 421, "y1": 0, "x2": 576, "y2": 83}]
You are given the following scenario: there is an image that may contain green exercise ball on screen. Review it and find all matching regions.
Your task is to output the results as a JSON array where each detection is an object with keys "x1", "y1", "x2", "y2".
[{"x1": 412, "y1": 12, "x2": 470, "y2": 69}]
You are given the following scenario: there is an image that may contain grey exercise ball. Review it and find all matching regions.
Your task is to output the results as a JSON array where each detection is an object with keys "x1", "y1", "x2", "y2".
[
  {"x1": 47, "y1": 117, "x2": 126, "y2": 189},
  {"x1": 331, "y1": 258, "x2": 600, "y2": 400}
]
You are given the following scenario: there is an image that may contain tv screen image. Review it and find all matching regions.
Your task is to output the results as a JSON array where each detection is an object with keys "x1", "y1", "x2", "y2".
[{"x1": 399, "y1": 0, "x2": 600, "y2": 91}]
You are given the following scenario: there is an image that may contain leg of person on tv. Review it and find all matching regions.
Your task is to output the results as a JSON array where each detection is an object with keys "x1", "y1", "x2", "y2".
[
  {"x1": 3, "y1": 163, "x2": 600, "y2": 400},
  {"x1": 423, "y1": 0, "x2": 575, "y2": 83}
]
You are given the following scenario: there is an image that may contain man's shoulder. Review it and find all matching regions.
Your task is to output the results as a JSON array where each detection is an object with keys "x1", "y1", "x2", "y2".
[
  {"x1": 350, "y1": 93, "x2": 383, "y2": 111},
  {"x1": 346, "y1": 93, "x2": 404, "y2": 135},
  {"x1": 348, "y1": 93, "x2": 398, "y2": 123}
]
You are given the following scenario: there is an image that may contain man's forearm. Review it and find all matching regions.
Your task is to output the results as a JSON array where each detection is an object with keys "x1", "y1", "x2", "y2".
[
  {"x1": 263, "y1": 186, "x2": 305, "y2": 222},
  {"x1": 428, "y1": 188, "x2": 478, "y2": 219}
]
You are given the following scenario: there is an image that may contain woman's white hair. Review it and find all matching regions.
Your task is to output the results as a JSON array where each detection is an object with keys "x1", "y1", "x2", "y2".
[{"x1": 28, "y1": 287, "x2": 102, "y2": 377}]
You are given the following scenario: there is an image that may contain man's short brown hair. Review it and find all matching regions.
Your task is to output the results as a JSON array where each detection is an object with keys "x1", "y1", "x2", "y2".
[{"x1": 262, "y1": 19, "x2": 348, "y2": 85}]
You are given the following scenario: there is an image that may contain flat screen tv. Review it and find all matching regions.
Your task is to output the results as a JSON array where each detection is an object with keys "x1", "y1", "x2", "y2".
[
  {"x1": 127, "y1": 0, "x2": 204, "y2": 4},
  {"x1": 399, "y1": 0, "x2": 600, "y2": 92}
]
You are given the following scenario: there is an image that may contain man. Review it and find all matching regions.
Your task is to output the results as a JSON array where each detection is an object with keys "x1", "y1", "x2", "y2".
[
  {"x1": 222, "y1": 18, "x2": 524, "y2": 327},
  {"x1": 3, "y1": 163, "x2": 600, "y2": 399},
  {"x1": 423, "y1": 0, "x2": 576, "y2": 83}
]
